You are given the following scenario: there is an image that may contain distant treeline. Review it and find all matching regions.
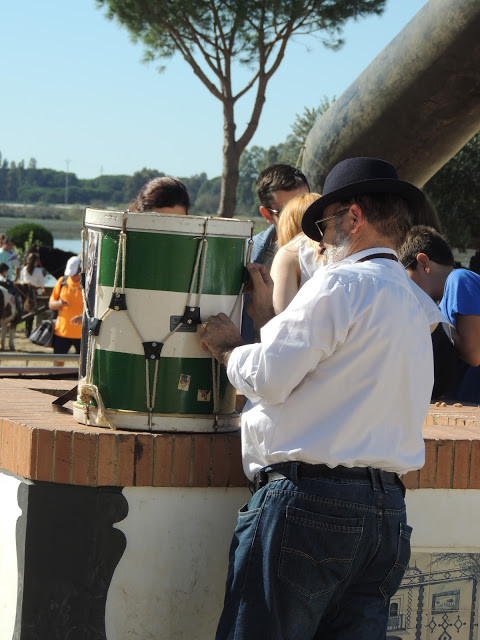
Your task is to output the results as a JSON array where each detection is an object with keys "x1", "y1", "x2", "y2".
[
  {"x1": 3, "y1": 118, "x2": 479, "y2": 247},
  {"x1": 0, "y1": 106, "x2": 323, "y2": 218},
  {"x1": 0, "y1": 153, "x2": 269, "y2": 218}
]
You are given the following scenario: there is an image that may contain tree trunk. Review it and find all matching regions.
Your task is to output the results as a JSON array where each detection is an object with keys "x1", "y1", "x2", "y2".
[
  {"x1": 218, "y1": 146, "x2": 240, "y2": 218},
  {"x1": 218, "y1": 100, "x2": 240, "y2": 218}
]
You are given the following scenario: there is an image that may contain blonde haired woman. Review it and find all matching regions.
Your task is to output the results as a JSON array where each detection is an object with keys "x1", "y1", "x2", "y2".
[{"x1": 270, "y1": 192, "x2": 323, "y2": 313}]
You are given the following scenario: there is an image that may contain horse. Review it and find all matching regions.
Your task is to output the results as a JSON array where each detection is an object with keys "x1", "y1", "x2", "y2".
[
  {"x1": 38, "y1": 246, "x2": 76, "y2": 280},
  {"x1": 0, "y1": 283, "x2": 38, "y2": 351}
]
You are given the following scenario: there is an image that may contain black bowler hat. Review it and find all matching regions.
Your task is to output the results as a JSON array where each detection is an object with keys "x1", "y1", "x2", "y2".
[{"x1": 301, "y1": 157, "x2": 426, "y2": 242}]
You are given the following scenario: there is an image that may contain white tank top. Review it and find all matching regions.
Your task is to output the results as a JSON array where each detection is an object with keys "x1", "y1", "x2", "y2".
[{"x1": 296, "y1": 234, "x2": 320, "y2": 286}]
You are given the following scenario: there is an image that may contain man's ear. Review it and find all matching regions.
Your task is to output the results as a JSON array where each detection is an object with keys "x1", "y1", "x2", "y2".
[
  {"x1": 416, "y1": 252, "x2": 431, "y2": 273},
  {"x1": 349, "y1": 203, "x2": 364, "y2": 233},
  {"x1": 259, "y1": 205, "x2": 274, "y2": 225}
]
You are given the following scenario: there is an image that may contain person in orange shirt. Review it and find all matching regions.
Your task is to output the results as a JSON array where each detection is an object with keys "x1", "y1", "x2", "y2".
[{"x1": 49, "y1": 256, "x2": 83, "y2": 355}]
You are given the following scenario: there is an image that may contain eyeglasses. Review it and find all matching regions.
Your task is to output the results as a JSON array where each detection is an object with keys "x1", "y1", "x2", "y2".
[
  {"x1": 265, "y1": 206, "x2": 281, "y2": 216},
  {"x1": 314, "y1": 207, "x2": 351, "y2": 240},
  {"x1": 403, "y1": 258, "x2": 417, "y2": 270}
]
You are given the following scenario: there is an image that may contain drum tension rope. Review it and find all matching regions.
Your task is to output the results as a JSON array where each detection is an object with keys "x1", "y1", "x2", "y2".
[{"x1": 78, "y1": 214, "x2": 255, "y2": 431}]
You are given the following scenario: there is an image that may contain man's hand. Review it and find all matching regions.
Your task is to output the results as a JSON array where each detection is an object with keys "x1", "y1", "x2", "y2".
[
  {"x1": 245, "y1": 263, "x2": 276, "y2": 330},
  {"x1": 199, "y1": 313, "x2": 245, "y2": 365},
  {"x1": 49, "y1": 298, "x2": 68, "y2": 311}
]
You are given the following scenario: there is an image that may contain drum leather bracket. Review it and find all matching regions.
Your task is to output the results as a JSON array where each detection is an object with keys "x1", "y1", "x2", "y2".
[
  {"x1": 87, "y1": 317, "x2": 102, "y2": 336},
  {"x1": 181, "y1": 305, "x2": 201, "y2": 327},
  {"x1": 109, "y1": 292, "x2": 127, "y2": 311},
  {"x1": 143, "y1": 341, "x2": 164, "y2": 360}
]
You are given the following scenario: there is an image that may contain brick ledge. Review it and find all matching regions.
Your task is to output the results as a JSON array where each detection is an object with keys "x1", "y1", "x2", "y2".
[{"x1": 1, "y1": 378, "x2": 479, "y2": 489}]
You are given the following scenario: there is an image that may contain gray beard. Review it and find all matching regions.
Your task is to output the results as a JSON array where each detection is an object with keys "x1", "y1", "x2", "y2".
[{"x1": 324, "y1": 227, "x2": 351, "y2": 264}]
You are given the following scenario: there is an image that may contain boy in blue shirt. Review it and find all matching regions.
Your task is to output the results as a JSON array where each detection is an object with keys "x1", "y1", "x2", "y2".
[{"x1": 400, "y1": 225, "x2": 480, "y2": 402}]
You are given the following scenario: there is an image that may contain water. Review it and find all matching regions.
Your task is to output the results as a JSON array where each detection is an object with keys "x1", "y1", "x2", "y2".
[{"x1": 55, "y1": 238, "x2": 82, "y2": 254}]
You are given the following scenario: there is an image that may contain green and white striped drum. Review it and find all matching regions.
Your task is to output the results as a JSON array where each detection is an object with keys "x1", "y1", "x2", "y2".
[{"x1": 73, "y1": 209, "x2": 254, "y2": 432}]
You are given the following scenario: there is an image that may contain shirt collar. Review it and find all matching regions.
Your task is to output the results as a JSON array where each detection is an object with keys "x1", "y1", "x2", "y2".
[{"x1": 339, "y1": 247, "x2": 398, "y2": 265}]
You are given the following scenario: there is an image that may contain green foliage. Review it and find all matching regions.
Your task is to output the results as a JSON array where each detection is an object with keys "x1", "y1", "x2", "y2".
[
  {"x1": 235, "y1": 97, "x2": 336, "y2": 215},
  {"x1": 97, "y1": 0, "x2": 386, "y2": 69},
  {"x1": 7, "y1": 93, "x2": 480, "y2": 243},
  {"x1": 424, "y1": 131, "x2": 480, "y2": 249},
  {"x1": 123, "y1": 168, "x2": 165, "y2": 204},
  {"x1": 96, "y1": 0, "x2": 385, "y2": 216},
  {"x1": 193, "y1": 177, "x2": 221, "y2": 215},
  {"x1": 180, "y1": 173, "x2": 208, "y2": 205},
  {"x1": 7, "y1": 222, "x2": 54, "y2": 249},
  {"x1": 14, "y1": 230, "x2": 35, "y2": 266},
  {"x1": 291, "y1": 97, "x2": 336, "y2": 141}
]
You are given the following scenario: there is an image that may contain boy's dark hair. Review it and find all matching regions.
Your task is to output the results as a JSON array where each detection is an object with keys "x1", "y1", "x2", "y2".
[
  {"x1": 255, "y1": 164, "x2": 309, "y2": 208},
  {"x1": 398, "y1": 225, "x2": 455, "y2": 270},
  {"x1": 131, "y1": 177, "x2": 190, "y2": 212},
  {"x1": 0, "y1": 262, "x2": 9, "y2": 273}
]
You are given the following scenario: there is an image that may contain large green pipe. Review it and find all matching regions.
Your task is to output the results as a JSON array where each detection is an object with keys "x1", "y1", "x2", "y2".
[{"x1": 302, "y1": 0, "x2": 480, "y2": 190}]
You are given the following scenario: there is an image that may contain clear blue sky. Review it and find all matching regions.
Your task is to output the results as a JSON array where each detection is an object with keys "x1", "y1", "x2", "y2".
[{"x1": 1, "y1": 0, "x2": 427, "y2": 180}]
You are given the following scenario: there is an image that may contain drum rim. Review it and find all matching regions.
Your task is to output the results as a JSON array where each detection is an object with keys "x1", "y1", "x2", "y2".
[
  {"x1": 73, "y1": 401, "x2": 241, "y2": 433},
  {"x1": 84, "y1": 208, "x2": 254, "y2": 237},
  {"x1": 74, "y1": 401, "x2": 240, "y2": 419}
]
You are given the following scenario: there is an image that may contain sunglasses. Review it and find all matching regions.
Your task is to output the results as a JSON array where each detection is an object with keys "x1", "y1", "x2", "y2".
[
  {"x1": 314, "y1": 207, "x2": 351, "y2": 239},
  {"x1": 265, "y1": 206, "x2": 281, "y2": 216}
]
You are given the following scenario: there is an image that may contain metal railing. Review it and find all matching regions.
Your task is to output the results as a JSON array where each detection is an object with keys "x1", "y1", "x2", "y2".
[
  {"x1": 0, "y1": 352, "x2": 79, "y2": 376},
  {"x1": 387, "y1": 614, "x2": 406, "y2": 632},
  {"x1": 0, "y1": 353, "x2": 79, "y2": 362}
]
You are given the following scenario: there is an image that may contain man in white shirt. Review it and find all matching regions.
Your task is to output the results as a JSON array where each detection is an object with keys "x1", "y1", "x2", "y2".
[{"x1": 201, "y1": 157, "x2": 434, "y2": 640}]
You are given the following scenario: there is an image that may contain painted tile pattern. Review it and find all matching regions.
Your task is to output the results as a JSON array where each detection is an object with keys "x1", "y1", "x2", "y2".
[{"x1": 388, "y1": 552, "x2": 480, "y2": 640}]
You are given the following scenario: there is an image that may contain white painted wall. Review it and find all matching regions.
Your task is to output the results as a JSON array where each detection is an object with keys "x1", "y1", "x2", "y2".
[
  {"x1": 407, "y1": 489, "x2": 480, "y2": 549},
  {"x1": 105, "y1": 486, "x2": 250, "y2": 640},
  {"x1": 0, "y1": 472, "x2": 24, "y2": 638},
  {"x1": 105, "y1": 487, "x2": 480, "y2": 639},
  {"x1": 2, "y1": 475, "x2": 480, "y2": 639}
]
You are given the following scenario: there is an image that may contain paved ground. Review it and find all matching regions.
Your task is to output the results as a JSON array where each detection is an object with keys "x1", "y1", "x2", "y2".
[
  {"x1": 0, "y1": 328, "x2": 78, "y2": 372},
  {"x1": 0, "y1": 330, "x2": 53, "y2": 364}
]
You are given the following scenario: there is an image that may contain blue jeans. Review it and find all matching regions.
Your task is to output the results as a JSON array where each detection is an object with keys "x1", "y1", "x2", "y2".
[{"x1": 216, "y1": 463, "x2": 411, "y2": 640}]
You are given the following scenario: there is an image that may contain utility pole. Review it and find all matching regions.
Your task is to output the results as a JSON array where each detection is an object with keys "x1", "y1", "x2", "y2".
[{"x1": 65, "y1": 159, "x2": 70, "y2": 204}]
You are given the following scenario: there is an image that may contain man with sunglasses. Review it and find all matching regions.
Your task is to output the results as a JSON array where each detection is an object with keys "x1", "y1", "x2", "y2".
[
  {"x1": 241, "y1": 164, "x2": 310, "y2": 342},
  {"x1": 201, "y1": 157, "x2": 439, "y2": 640}
]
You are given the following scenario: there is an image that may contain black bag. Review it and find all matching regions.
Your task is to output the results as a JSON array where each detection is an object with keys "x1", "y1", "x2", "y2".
[{"x1": 29, "y1": 319, "x2": 55, "y2": 347}]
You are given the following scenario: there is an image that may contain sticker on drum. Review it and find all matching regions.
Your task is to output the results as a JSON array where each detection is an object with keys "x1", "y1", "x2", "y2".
[{"x1": 178, "y1": 374, "x2": 191, "y2": 392}]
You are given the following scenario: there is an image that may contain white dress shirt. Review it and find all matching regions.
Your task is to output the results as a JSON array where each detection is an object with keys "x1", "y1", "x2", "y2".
[{"x1": 228, "y1": 248, "x2": 435, "y2": 480}]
